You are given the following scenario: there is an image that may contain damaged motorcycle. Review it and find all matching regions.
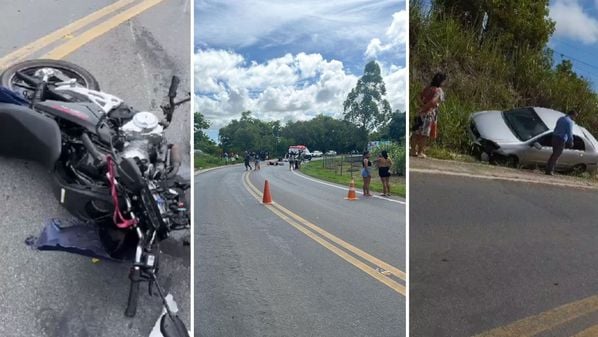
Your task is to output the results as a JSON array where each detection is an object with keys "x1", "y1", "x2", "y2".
[{"x1": 0, "y1": 59, "x2": 190, "y2": 337}]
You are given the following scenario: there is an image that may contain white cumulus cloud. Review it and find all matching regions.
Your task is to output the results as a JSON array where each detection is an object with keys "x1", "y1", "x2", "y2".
[
  {"x1": 365, "y1": 10, "x2": 408, "y2": 58},
  {"x1": 550, "y1": 0, "x2": 598, "y2": 44},
  {"x1": 194, "y1": 49, "x2": 406, "y2": 132}
]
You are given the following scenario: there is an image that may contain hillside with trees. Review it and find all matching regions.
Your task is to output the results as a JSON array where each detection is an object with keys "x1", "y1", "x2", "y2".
[{"x1": 410, "y1": 0, "x2": 598, "y2": 154}]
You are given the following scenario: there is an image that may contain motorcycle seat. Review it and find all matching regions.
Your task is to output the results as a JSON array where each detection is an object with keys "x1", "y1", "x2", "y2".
[{"x1": 0, "y1": 103, "x2": 61, "y2": 169}]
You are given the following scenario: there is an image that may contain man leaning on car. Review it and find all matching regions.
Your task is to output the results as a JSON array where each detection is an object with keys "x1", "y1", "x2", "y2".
[{"x1": 546, "y1": 110, "x2": 579, "y2": 175}]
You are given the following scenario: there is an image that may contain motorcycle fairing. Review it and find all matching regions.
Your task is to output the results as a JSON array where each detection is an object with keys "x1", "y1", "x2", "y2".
[
  {"x1": 35, "y1": 100, "x2": 105, "y2": 133},
  {"x1": 0, "y1": 86, "x2": 28, "y2": 106},
  {"x1": 0, "y1": 103, "x2": 61, "y2": 169}
]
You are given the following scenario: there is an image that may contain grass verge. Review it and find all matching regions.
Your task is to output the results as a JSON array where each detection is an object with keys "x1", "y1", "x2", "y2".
[
  {"x1": 300, "y1": 160, "x2": 406, "y2": 198},
  {"x1": 194, "y1": 153, "x2": 235, "y2": 170}
]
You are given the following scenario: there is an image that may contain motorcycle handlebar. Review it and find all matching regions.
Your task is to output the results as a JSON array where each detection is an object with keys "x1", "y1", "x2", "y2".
[{"x1": 168, "y1": 76, "x2": 180, "y2": 98}]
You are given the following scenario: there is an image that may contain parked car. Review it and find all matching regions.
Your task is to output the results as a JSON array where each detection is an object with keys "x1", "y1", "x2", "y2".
[
  {"x1": 468, "y1": 106, "x2": 598, "y2": 173},
  {"x1": 325, "y1": 150, "x2": 337, "y2": 156},
  {"x1": 311, "y1": 150, "x2": 323, "y2": 157}
]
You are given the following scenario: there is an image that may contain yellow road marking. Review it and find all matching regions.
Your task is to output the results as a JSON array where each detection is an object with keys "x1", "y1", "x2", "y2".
[
  {"x1": 473, "y1": 295, "x2": 598, "y2": 337},
  {"x1": 44, "y1": 0, "x2": 166, "y2": 59},
  {"x1": 242, "y1": 172, "x2": 405, "y2": 296},
  {"x1": 244, "y1": 173, "x2": 405, "y2": 281},
  {"x1": 0, "y1": 0, "x2": 134, "y2": 68},
  {"x1": 572, "y1": 324, "x2": 598, "y2": 337}
]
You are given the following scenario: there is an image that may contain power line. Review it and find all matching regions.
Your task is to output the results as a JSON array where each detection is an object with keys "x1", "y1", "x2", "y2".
[{"x1": 550, "y1": 48, "x2": 598, "y2": 81}]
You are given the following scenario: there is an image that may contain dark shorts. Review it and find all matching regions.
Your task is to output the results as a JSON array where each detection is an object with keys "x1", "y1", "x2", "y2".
[{"x1": 379, "y1": 167, "x2": 391, "y2": 177}]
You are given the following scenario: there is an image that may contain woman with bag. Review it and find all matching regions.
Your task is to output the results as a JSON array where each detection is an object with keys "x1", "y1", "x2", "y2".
[{"x1": 411, "y1": 72, "x2": 446, "y2": 158}]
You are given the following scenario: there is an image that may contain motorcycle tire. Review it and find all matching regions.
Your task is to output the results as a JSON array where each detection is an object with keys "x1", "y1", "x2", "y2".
[
  {"x1": 125, "y1": 269, "x2": 141, "y2": 318},
  {"x1": 0, "y1": 59, "x2": 100, "y2": 91}
]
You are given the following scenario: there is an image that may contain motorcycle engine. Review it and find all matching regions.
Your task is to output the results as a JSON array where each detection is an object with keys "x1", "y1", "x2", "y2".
[{"x1": 120, "y1": 111, "x2": 165, "y2": 175}]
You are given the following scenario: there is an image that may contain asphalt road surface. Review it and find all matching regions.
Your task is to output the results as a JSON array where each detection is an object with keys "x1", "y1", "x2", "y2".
[
  {"x1": 411, "y1": 172, "x2": 598, "y2": 337},
  {"x1": 0, "y1": 1, "x2": 190, "y2": 336},
  {"x1": 195, "y1": 164, "x2": 405, "y2": 337}
]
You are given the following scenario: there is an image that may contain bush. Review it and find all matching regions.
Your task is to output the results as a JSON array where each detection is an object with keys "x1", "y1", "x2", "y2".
[{"x1": 371, "y1": 143, "x2": 406, "y2": 176}]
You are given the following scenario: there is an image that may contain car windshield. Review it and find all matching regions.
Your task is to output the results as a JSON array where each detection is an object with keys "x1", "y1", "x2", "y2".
[
  {"x1": 501, "y1": 107, "x2": 549, "y2": 141},
  {"x1": 582, "y1": 128, "x2": 598, "y2": 151}
]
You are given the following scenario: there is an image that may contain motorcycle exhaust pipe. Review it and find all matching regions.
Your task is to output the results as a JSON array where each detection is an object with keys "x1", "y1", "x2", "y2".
[
  {"x1": 81, "y1": 133, "x2": 106, "y2": 165},
  {"x1": 166, "y1": 144, "x2": 181, "y2": 179}
]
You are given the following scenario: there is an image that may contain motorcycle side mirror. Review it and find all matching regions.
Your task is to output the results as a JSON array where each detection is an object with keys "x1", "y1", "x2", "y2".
[
  {"x1": 168, "y1": 76, "x2": 180, "y2": 99},
  {"x1": 532, "y1": 142, "x2": 542, "y2": 150}
]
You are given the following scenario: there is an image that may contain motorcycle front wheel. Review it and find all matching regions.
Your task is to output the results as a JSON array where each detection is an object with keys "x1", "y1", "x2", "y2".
[{"x1": 0, "y1": 59, "x2": 100, "y2": 97}]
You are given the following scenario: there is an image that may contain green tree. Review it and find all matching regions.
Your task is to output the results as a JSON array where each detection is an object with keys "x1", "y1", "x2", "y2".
[
  {"x1": 282, "y1": 115, "x2": 367, "y2": 153},
  {"x1": 194, "y1": 111, "x2": 218, "y2": 154},
  {"x1": 434, "y1": 0, "x2": 555, "y2": 51},
  {"x1": 218, "y1": 111, "x2": 286, "y2": 155},
  {"x1": 387, "y1": 111, "x2": 406, "y2": 142},
  {"x1": 343, "y1": 61, "x2": 392, "y2": 133}
]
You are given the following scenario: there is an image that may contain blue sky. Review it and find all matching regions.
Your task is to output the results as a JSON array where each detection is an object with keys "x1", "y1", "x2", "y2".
[
  {"x1": 549, "y1": 0, "x2": 598, "y2": 88},
  {"x1": 195, "y1": 0, "x2": 407, "y2": 141}
]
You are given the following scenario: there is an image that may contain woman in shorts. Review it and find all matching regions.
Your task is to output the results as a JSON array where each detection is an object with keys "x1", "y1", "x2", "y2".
[
  {"x1": 377, "y1": 150, "x2": 393, "y2": 196},
  {"x1": 361, "y1": 151, "x2": 373, "y2": 197}
]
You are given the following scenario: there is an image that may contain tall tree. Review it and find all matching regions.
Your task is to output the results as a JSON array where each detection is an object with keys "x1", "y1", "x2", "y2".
[
  {"x1": 434, "y1": 0, "x2": 555, "y2": 51},
  {"x1": 194, "y1": 111, "x2": 217, "y2": 153},
  {"x1": 343, "y1": 61, "x2": 392, "y2": 133}
]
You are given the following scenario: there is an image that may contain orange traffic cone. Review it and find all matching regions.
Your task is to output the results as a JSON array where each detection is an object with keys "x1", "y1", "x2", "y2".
[
  {"x1": 262, "y1": 180, "x2": 273, "y2": 204},
  {"x1": 345, "y1": 179, "x2": 358, "y2": 201}
]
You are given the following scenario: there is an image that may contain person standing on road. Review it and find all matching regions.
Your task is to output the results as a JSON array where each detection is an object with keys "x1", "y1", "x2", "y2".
[
  {"x1": 244, "y1": 152, "x2": 252, "y2": 171},
  {"x1": 546, "y1": 110, "x2": 579, "y2": 175},
  {"x1": 376, "y1": 150, "x2": 393, "y2": 196},
  {"x1": 254, "y1": 152, "x2": 261, "y2": 171},
  {"x1": 411, "y1": 72, "x2": 446, "y2": 158},
  {"x1": 361, "y1": 151, "x2": 373, "y2": 197}
]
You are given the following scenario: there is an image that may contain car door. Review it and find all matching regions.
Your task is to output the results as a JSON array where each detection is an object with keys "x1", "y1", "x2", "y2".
[
  {"x1": 523, "y1": 132, "x2": 553, "y2": 166},
  {"x1": 558, "y1": 135, "x2": 586, "y2": 169}
]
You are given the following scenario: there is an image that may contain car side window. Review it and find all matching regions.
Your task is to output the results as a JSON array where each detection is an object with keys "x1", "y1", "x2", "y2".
[
  {"x1": 572, "y1": 136, "x2": 585, "y2": 151},
  {"x1": 538, "y1": 133, "x2": 553, "y2": 147}
]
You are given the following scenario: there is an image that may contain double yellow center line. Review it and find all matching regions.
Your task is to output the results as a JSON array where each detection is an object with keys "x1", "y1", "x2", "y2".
[
  {"x1": 474, "y1": 295, "x2": 598, "y2": 337},
  {"x1": 0, "y1": 0, "x2": 165, "y2": 67},
  {"x1": 242, "y1": 172, "x2": 406, "y2": 296}
]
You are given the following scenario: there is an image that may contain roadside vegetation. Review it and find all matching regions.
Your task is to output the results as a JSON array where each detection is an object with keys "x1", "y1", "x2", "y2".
[
  {"x1": 301, "y1": 156, "x2": 406, "y2": 197},
  {"x1": 410, "y1": 0, "x2": 598, "y2": 158}
]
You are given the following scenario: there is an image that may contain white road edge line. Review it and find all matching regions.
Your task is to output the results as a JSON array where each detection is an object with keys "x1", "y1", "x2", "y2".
[
  {"x1": 291, "y1": 169, "x2": 406, "y2": 205},
  {"x1": 411, "y1": 168, "x2": 598, "y2": 190},
  {"x1": 194, "y1": 163, "x2": 242, "y2": 176}
]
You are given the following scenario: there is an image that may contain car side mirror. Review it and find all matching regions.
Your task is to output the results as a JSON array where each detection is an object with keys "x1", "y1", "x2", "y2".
[{"x1": 532, "y1": 142, "x2": 542, "y2": 150}]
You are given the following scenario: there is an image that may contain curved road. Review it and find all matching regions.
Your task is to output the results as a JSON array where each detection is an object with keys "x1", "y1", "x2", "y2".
[
  {"x1": 0, "y1": 2, "x2": 190, "y2": 336},
  {"x1": 195, "y1": 164, "x2": 405, "y2": 337},
  {"x1": 411, "y1": 172, "x2": 598, "y2": 337}
]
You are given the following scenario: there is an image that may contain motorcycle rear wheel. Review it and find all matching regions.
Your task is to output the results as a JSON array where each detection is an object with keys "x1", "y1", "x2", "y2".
[{"x1": 0, "y1": 59, "x2": 100, "y2": 96}]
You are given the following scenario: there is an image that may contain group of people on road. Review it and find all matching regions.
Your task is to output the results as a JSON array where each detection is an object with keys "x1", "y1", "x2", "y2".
[
  {"x1": 361, "y1": 150, "x2": 393, "y2": 197},
  {"x1": 223, "y1": 152, "x2": 239, "y2": 163},
  {"x1": 243, "y1": 151, "x2": 263, "y2": 171}
]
